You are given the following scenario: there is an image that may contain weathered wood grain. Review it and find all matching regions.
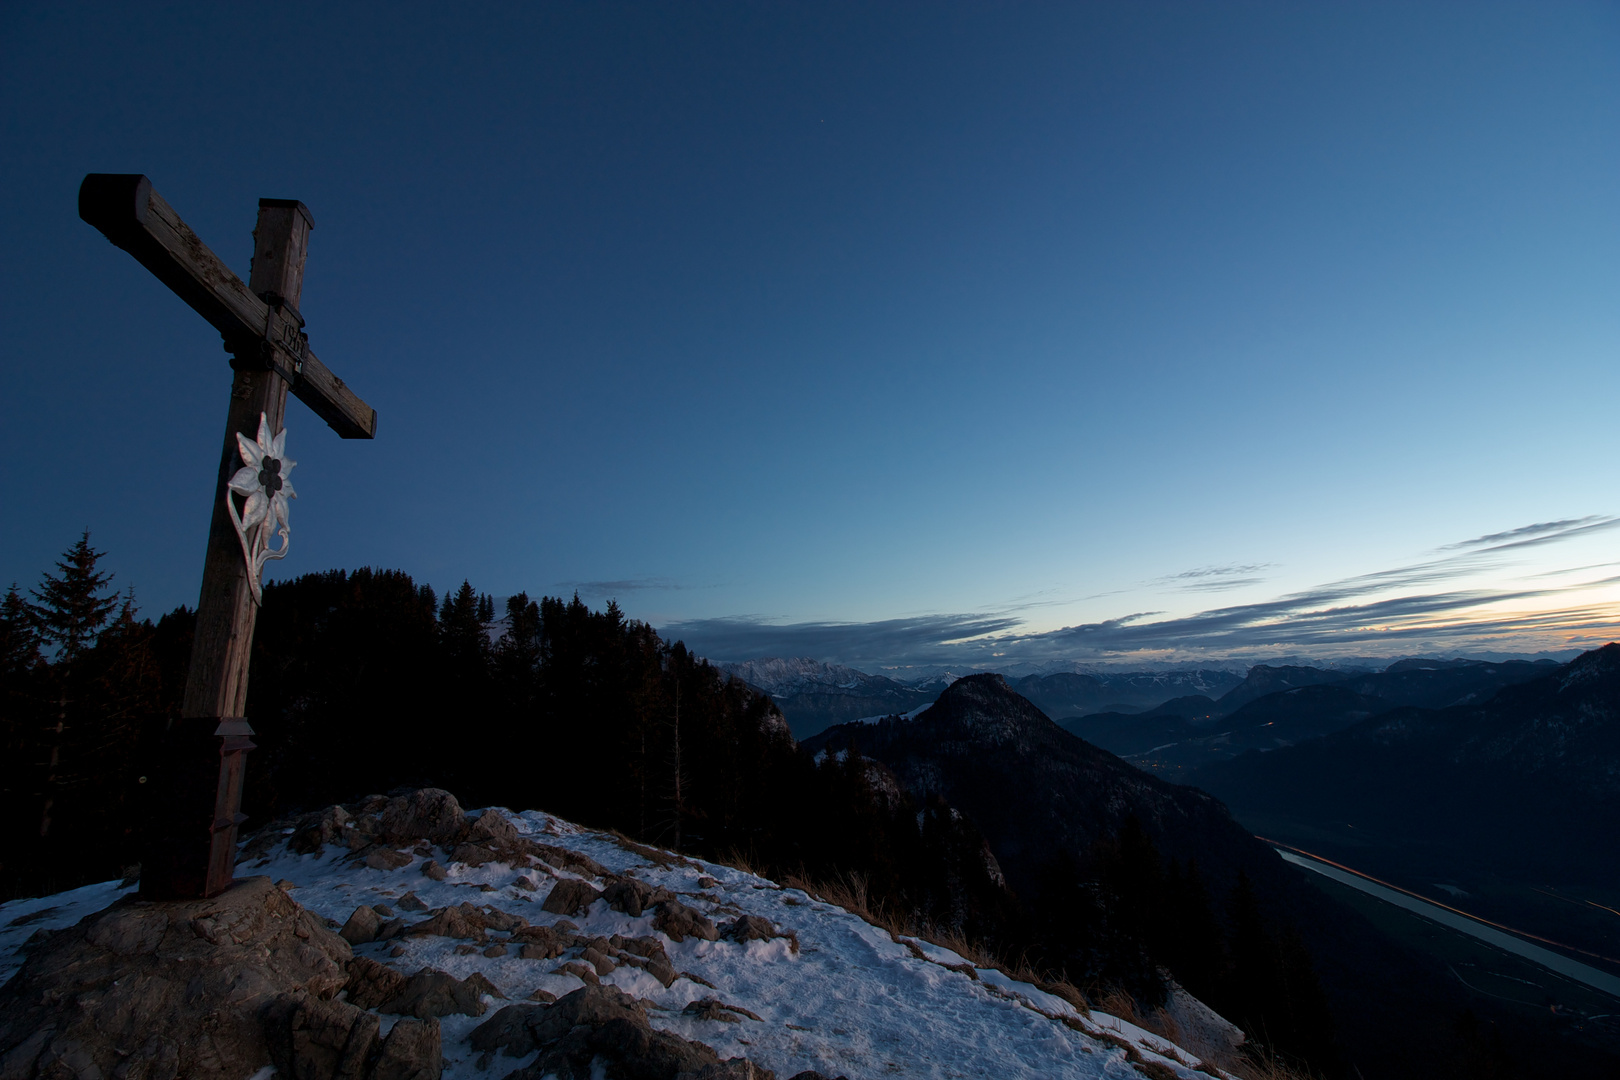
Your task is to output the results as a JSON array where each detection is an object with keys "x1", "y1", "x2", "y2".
[
  {"x1": 78, "y1": 174, "x2": 376, "y2": 440},
  {"x1": 182, "y1": 205, "x2": 307, "y2": 721}
]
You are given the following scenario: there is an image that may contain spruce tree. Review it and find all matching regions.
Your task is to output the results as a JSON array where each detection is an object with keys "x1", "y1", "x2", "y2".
[
  {"x1": 28, "y1": 531, "x2": 117, "y2": 666},
  {"x1": 1, "y1": 584, "x2": 41, "y2": 678},
  {"x1": 440, "y1": 581, "x2": 489, "y2": 666}
]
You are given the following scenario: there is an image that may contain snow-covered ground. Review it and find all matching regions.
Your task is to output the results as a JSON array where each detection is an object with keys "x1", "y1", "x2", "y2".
[{"x1": 1, "y1": 808, "x2": 1236, "y2": 1080}]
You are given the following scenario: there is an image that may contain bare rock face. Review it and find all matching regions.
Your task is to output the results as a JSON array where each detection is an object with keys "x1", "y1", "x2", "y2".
[
  {"x1": 376, "y1": 788, "x2": 468, "y2": 847},
  {"x1": 602, "y1": 875, "x2": 676, "y2": 917},
  {"x1": 540, "y1": 878, "x2": 602, "y2": 916},
  {"x1": 343, "y1": 903, "x2": 384, "y2": 944},
  {"x1": 346, "y1": 956, "x2": 410, "y2": 1010},
  {"x1": 651, "y1": 899, "x2": 719, "y2": 943},
  {"x1": 469, "y1": 985, "x2": 774, "y2": 1080},
  {"x1": 378, "y1": 968, "x2": 502, "y2": 1019},
  {"x1": 365, "y1": 849, "x2": 414, "y2": 872},
  {"x1": 279, "y1": 804, "x2": 354, "y2": 857},
  {"x1": 404, "y1": 900, "x2": 495, "y2": 943},
  {"x1": 720, "y1": 914, "x2": 796, "y2": 952},
  {"x1": 0, "y1": 876, "x2": 442, "y2": 1080},
  {"x1": 466, "y1": 808, "x2": 519, "y2": 844},
  {"x1": 368, "y1": 1017, "x2": 441, "y2": 1080}
]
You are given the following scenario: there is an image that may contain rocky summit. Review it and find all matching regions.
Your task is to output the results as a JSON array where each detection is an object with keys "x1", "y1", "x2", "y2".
[
  {"x1": 0, "y1": 787, "x2": 1241, "y2": 1080},
  {"x1": 0, "y1": 874, "x2": 439, "y2": 1080}
]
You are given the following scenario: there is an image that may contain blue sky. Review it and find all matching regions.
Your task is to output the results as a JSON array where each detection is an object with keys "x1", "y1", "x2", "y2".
[{"x1": 3, "y1": 2, "x2": 1618, "y2": 669}]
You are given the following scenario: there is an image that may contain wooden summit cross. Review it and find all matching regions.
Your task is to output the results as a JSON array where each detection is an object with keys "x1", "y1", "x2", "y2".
[{"x1": 79, "y1": 174, "x2": 377, "y2": 899}]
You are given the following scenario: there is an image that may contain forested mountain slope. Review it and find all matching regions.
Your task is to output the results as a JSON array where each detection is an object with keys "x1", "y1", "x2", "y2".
[{"x1": 1194, "y1": 644, "x2": 1620, "y2": 891}]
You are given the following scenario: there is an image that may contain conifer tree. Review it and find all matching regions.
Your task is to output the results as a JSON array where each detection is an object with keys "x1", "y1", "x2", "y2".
[
  {"x1": 496, "y1": 592, "x2": 542, "y2": 670},
  {"x1": 28, "y1": 531, "x2": 117, "y2": 666},
  {"x1": 1, "y1": 584, "x2": 41, "y2": 678},
  {"x1": 440, "y1": 581, "x2": 490, "y2": 667}
]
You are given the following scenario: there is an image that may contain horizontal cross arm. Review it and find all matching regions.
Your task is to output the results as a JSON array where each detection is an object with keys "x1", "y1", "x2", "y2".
[{"x1": 79, "y1": 174, "x2": 377, "y2": 440}]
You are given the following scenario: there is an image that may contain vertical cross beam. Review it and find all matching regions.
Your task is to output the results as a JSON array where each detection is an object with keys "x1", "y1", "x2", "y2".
[
  {"x1": 186, "y1": 199, "x2": 311, "y2": 720},
  {"x1": 142, "y1": 200, "x2": 312, "y2": 900}
]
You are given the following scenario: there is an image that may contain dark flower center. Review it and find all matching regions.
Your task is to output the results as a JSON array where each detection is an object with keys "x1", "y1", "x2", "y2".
[{"x1": 259, "y1": 456, "x2": 283, "y2": 494}]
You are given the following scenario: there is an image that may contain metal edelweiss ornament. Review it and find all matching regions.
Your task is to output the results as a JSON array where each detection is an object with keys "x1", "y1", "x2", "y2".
[{"x1": 226, "y1": 412, "x2": 297, "y2": 604}]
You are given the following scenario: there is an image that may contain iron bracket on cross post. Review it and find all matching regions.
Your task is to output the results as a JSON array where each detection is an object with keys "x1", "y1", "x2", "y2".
[
  {"x1": 204, "y1": 718, "x2": 256, "y2": 897},
  {"x1": 226, "y1": 296, "x2": 310, "y2": 391}
]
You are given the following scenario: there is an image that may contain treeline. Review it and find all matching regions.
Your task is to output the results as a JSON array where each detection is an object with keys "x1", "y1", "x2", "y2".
[
  {"x1": 1, "y1": 539, "x2": 1332, "y2": 1072},
  {"x1": 0, "y1": 544, "x2": 1012, "y2": 956},
  {"x1": 241, "y1": 566, "x2": 1013, "y2": 951},
  {"x1": 0, "y1": 534, "x2": 194, "y2": 899}
]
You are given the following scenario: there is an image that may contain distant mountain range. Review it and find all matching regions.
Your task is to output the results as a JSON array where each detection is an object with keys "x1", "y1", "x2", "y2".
[
  {"x1": 1010, "y1": 669, "x2": 1245, "y2": 720},
  {"x1": 1062, "y1": 658, "x2": 1560, "y2": 777},
  {"x1": 718, "y1": 657, "x2": 1248, "y2": 738},
  {"x1": 717, "y1": 657, "x2": 936, "y2": 737},
  {"x1": 716, "y1": 652, "x2": 1574, "y2": 741}
]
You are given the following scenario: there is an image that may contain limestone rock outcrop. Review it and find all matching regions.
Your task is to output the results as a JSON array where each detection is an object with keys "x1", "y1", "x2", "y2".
[
  {"x1": 0, "y1": 876, "x2": 441, "y2": 1080},
  {"x1": 469, "y1": 984, "x2": 772, "y2": 1080}
]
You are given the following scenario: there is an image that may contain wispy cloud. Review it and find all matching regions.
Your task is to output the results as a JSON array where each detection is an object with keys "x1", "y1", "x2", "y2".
[
  {"x1": 659, "y1": 612, "x2": 1021, "y2": 665},
  {"x1": 1530, "y1": 561, "x2": 1620, "y2": 579},
  {"x1": 1154, "y1": 564, "x2": 1273, "y2": 593},
  {"x1": 560, "y1": 577, "x2": 685, "y2": 597},
  {"x1": 663, "y1": 517, "x2": 1620, "y2": 667},
  {"x1": 1441, "y1": 517, "x2": 1616, "y2": 552}
]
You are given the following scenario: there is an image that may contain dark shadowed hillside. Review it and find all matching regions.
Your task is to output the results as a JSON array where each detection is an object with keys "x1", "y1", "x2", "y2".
[
  {"x1": 810, "y1": 673, "x2": 1620, "y2": 1079},
  {"x1": 1333, "y1": 657, "x2": 1560, "y2": 711},
  {"x1": 1211, "y1": 665, "x2": 1356, "y2": 713},
  {"x1": 1066, "y1": 657, "x2": 1565, "y2": 780},
  {"x1": 1011, "y1": 669, "x2": 1244, "y2": 719},
  {"x1": 1070, "y1": 685, "x2": 1390, "y2": 778},
  {"x1": 808, "y1": 674, "x2": 1292, "y2": 904},
  {"x1": 1194, "y1": 644, "x2": 1620, "y2": 899}
]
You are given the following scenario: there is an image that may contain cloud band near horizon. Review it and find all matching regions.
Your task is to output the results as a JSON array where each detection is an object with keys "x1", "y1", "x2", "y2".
[{"x1": 659, "y1": 518, "x2": 1620, "y2": 668}]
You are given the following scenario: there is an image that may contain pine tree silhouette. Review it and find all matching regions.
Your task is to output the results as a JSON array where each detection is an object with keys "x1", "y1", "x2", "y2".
[
  {"x1": 1, "y1": 585, "x2": 41, "y2": 677},
  {"x1": 28, "y1": 531, "x2": 117, "y2": 665},
  {"x1": 24, "y1": 533, "x2": 120, "y2": 844}
]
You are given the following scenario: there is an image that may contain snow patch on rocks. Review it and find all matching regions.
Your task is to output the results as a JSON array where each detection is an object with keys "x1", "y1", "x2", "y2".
[{"x1": 1, "y1": 793, "x2": 1240, "y2": 1080}]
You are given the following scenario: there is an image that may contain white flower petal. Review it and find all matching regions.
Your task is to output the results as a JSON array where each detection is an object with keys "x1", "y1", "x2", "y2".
[
  {"x1": 236, "y1": 431, "x2": 264, "y2": 469},
  {"x1": 272, "y1": 492, "x2": 291, "y2": 527},
  {"x1": 256, "y1": 414, "x2": 273, "y2": 453},
  {"x1": 228, "y1": 466, "x2": 261, "y2": 496},
  {"x1": 279, "y1": 455, "x2": 297, "y2": 479},
  {"x1": 241, "y1": 491, "x2": 268, "y2": 530},
  {"x1": 270, "y1": 426, "x2": 287, "y2": 460},
  {"x1": 279, "y1": 478, "x2": 297, "y2": 500}
]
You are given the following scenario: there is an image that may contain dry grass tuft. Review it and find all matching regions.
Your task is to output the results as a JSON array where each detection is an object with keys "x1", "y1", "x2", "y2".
[
  {"x1": 1087, "y1": 987, "x2": 1326, "y2": 1080},
  {"x1": 780, "y1": 869, "x2": 913, "y2": 939},
  {"x1": 607, "y1": 830, "x2": 699, "y2": 870},
  {"x1": 1223, "y1": 1049, "x2": 1321, "y2": 1080},
  {"x1": 1033, "y1": 978, "x2": 1091, "y2": 1015},
  {"x1": 913, "y1": 924, "x2": 996, "y2": 969},
  {"x1": 713, "y1": 848, "x2": 761, "y2": 878},
  {"x1": 1095, "y1": 987, "x2": 1155, "y2": 1030}
]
